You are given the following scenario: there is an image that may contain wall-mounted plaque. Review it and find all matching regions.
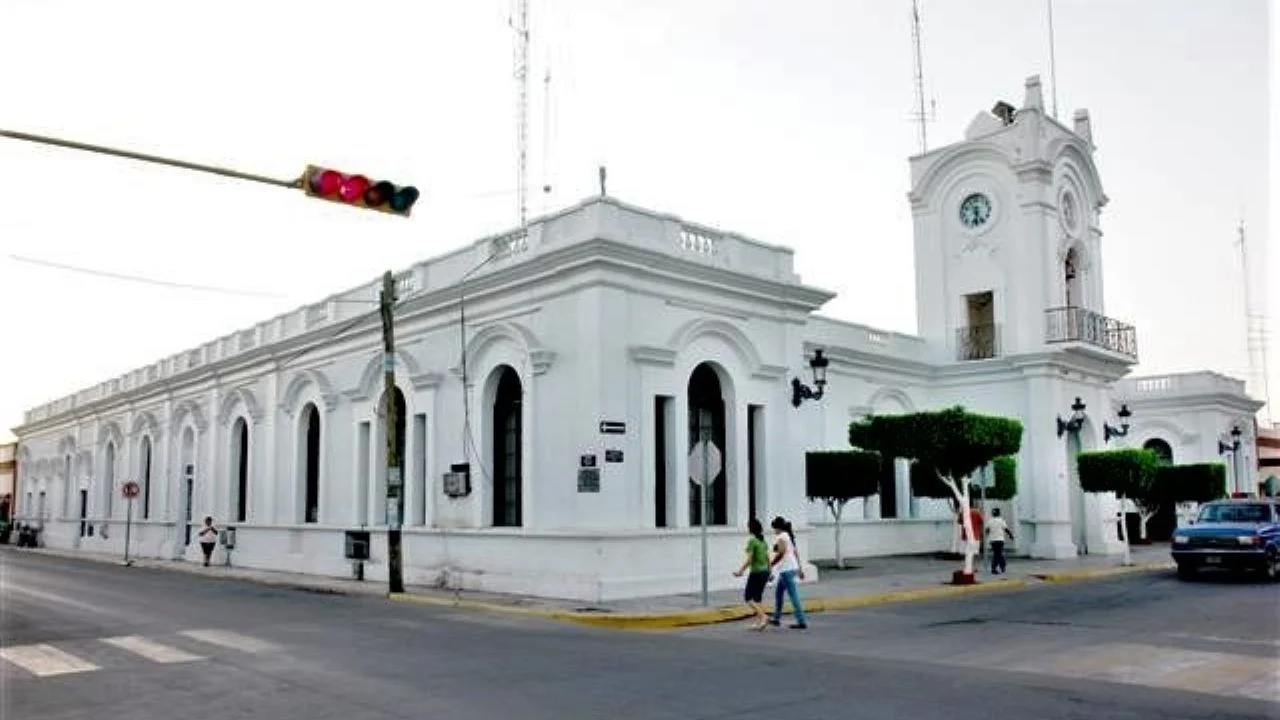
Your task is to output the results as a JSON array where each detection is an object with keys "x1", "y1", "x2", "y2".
[{"x1": 577, "y1": 468, "x2": 601, "y2": 493}]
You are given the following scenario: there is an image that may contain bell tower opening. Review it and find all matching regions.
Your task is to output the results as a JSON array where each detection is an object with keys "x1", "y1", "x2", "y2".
[
  {"x1": 959, "y1": 290, "x2": 996, "y2": 360},
  {"x1": 1064, "y1": 248, "x2": 1081, "y2": 308}
]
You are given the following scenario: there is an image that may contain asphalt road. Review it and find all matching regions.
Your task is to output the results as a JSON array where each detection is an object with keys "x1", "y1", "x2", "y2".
[{"x1": 2, "y1": 549, "x2": 1277, "y2": 720}]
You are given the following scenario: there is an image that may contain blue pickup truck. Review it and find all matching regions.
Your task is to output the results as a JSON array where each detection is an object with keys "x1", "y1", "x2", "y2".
[{"x1": 1171, "y1": 498, "x2": 1280, "y2": 581}]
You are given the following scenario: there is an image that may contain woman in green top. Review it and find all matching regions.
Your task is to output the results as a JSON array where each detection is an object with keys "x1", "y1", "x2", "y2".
[{"x1": 733, "y1": 518, "x2": 772, "y2": 630}]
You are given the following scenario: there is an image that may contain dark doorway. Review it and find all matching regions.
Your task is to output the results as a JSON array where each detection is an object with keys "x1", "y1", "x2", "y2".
[
  {"x1": 304, "y1": 404, "x2": 321, "y2": 523},
  {"x1": 878, "y1": 458, "x2": 898, "y2": 519},
  {"x1": 78, "y1": 489, "x2": 88, "y2": 537},
  {"x1": 492, "y1": 367, "x2": 523, "y2": 527},
  {"x1": 234, "y1": 419, "x2": 249, "y2": 523},
  {"x1": 140, "y1": 437, "x2": 153, "y2": 520},
  {"x1": 687, "y1": 363, "x2": 727, "y2": 526},
  {"x1": 748, "y1": 404, "x2": 763, "y2": 522}
]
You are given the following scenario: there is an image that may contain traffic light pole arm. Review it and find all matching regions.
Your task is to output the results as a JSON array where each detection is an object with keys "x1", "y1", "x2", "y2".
[{"x1": 0, "y1": 128, "x2": 302, "y2": 190}]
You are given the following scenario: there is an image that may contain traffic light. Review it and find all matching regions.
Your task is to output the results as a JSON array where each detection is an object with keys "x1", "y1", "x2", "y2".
[{"x1": 302, "y1": 165, "x2": 420, "y2": 217}]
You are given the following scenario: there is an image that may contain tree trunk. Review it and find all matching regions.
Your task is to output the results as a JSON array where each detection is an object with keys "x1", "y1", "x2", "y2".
[
  {"x1": 1138, "y1": 512, "x2": 1153, "y2": 541},
  {"x1": 830, "y1": 501, "x2": 846, "y2": 570},
  {"x1": 1118, "y1": 494, "x2": 1132, "y2": 566},
  {"x1": 938, "y1": 472, "x2": 976, "y2": 576}
]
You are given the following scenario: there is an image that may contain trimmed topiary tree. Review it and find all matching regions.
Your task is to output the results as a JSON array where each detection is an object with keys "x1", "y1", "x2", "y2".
[
  {"x1": 850, "y1": 406, "x2": 1023, "y2": 583},
  {"x1": 1076, "y1": 448, "x2": 1160, "y2": 565},
  {"x1": 1147, "y1": 462, "x2": 1227, "y2": 538},
  {"x1": 805, "y1": 450, "x2": 882, "y2": 569}
]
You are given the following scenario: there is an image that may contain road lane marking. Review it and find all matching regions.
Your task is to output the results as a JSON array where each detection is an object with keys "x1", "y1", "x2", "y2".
[
  {"x1": 0, "y1": 644, "x2": 100, "y2": 677},
  {"x1": 101, "y1": 636, "x2": 205, "y2": 664},
  {"x1": 4, "y1": 584, "x2": 115, "y2": 616},
  {"x1": 178, "y1": 629, "x2": 279, "y2": 654}
]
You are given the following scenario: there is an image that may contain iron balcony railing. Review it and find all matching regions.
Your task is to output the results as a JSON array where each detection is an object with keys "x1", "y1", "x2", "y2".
[
  {"x1": 956, "y1": 323, "x2": 999, "y2": 361},
  {"x1": 1044, "y1": 306, "x2": 1138, "y2": 360}
]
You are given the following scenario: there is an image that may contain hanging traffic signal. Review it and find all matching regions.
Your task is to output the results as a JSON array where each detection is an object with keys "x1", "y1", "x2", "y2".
[{"x1": 302, "y1": 165, "x2": 420, "y2": 217}]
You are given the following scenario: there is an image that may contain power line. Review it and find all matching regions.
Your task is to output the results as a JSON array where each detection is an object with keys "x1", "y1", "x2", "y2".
[{"x1": 8, "y1": 254, "x2": 288, "y2": 299}]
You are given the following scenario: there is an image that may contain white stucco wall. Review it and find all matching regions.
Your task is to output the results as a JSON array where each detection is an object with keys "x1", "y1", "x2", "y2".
[{"x1": 13, "y1": 75, "x2": 1264, "y2": 601}]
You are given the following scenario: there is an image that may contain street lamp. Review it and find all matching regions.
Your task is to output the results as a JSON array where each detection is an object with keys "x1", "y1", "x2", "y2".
[
  {"x1": 1104, "y1": 404, "x2": 1132, "y2": 443},
  {"x1": 1217, "y1": 425, "x2": 1242, "y2": 455},
  {"x1": 791, "y1": 349, "x2": 830, "y2": 407},
  {"x1": 1056, "y1": 397, "x2": 1087, "y2": 438},
  {"x1": 1218, "y1": 425, "x2": 1243, "y2": 495}
]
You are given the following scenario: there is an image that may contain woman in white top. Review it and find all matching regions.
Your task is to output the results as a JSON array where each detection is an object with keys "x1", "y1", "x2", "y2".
[
  {"x1": 767, "y1": 516, "x2": 808, "y2": 629},
  {"x1": 197, "y1": 516, "x2": 218, "y2": 567}
]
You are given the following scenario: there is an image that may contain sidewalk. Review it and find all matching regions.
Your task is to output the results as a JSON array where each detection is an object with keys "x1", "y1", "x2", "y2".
[{"x1": 11, "y1": 544, "x2": 1173, "y2": 630}]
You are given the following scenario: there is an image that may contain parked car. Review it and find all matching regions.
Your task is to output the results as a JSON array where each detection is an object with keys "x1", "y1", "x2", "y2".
[{"x1": 1171, "y1": 498, "x2": 1280, "y2": 581}]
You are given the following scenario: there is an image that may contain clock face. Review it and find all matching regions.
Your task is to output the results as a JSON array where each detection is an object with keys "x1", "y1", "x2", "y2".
[
  {"x1": 959, "y1": 193, "x2": 992, "y2": 229},
  {"x1": 1061, "y1": 191, "x2": 1077, "y2": 229}
]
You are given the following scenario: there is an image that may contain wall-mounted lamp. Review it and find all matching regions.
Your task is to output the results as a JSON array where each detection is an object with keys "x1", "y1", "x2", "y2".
[
  {"x1": 791, "y1": 349, "x2": 830, "y2": 408},
  {"x1": 1217, "y1": 425, "x2": 1242, "y2": 455},
  {"x1": 1056, "y1": 396, "x2": 1087, "y2": 438},
  {"x1": 1103, "y1": 404, "x2": 1132, "y2": 443}
]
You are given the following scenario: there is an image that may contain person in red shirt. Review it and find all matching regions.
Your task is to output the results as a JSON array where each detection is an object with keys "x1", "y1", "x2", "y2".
[{"x1": 957, "y1": 505, "x2": 984, "y2": 558}]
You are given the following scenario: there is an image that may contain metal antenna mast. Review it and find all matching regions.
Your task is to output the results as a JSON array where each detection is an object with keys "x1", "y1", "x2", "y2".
[
  {"x1": 909, "y1": 0, "x2": 935, "y2": 154},
  {"x1": 1047, "y1": 0, "x2": 1060, "y2": 119},
  {"x1": 512, "y1": 0, "x2": 530, "y2": 227},
  {"x1": 1238, "y1": 218, "x2": 1274, "y2": 424}
]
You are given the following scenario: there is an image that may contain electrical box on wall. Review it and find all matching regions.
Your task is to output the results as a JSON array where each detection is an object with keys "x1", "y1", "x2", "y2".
[{"x1": 443, "y1": 463, "x2": 471, "y2": 498}]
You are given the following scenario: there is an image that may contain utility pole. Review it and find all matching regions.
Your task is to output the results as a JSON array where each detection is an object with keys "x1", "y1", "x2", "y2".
[{"x1": 380, "y1": 270, "x2": 405, "y2": 594}]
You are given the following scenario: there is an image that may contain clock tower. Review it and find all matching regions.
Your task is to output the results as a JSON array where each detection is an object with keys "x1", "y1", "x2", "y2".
[
  {"x1": 906, "y1": 75, "x2": 1138, "y2": 559},
  {"x1": 908, "y1": 74, "x2": 1117, "y2": 361}
]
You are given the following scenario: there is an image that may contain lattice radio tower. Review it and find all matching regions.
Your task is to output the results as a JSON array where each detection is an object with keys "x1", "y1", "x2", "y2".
[
  {"x1": 909, "y1": 0, "x2": 937, "y2": 154},
  {"x1": 1238, "y1": 219, "x2": 1274, "y2": 424}
]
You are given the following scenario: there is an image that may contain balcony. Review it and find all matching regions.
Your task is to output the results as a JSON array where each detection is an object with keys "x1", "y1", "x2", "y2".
[
  {"x1": 1045, "y1": 306, "x2": 1138, "y2": 361},
  {"x1": 956, "y1": 323, "x2": 999, "y2": 361}
]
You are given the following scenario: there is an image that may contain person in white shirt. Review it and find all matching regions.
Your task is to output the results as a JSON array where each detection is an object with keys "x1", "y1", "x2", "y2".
[
  {"x1": 197, "y1": 516, "x2": 219, "y2": 567},
  {"x1": 986, "y1": 508, "x2": 1014, "y2": 574},
  {"x1": 767, "y1": 516, "x2": 808, "y2": 629}
]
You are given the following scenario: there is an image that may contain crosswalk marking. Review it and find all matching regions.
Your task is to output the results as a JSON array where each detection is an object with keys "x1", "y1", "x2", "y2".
[
  {"x1": 102, "y1": 636, "x2": 205, "y2": 664},
  {"x1": 1023, "y1": 642, "x2": 1280, "y2": 703},
  {"x1": 0, "y1": 644, "x2": 100, "y2": 677},
  {"x1": 178, "y1": 629, "x2": 280, "y2": 654}
]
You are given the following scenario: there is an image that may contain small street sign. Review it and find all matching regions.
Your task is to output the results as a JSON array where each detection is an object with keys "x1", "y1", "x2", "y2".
[
  {"x1": 599, "y1": 421, "x2": 626, "y2": 434},
  {"x1": 122, "y1": 481, "x2": 140, "y2": 499}
]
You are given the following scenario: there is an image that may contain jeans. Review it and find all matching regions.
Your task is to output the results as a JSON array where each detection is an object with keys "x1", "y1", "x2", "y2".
[
  {"x1": 990, "y1": 540, "x2": 1006, "y2": 574},
  {"x1": 771, "y1": 570, "x2": 807, "y2": 626}
]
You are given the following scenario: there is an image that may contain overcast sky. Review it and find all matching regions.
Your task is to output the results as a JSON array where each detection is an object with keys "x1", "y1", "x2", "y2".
[{"x1": 0, "y1": 0, "x2": 1274, "y2": 442}]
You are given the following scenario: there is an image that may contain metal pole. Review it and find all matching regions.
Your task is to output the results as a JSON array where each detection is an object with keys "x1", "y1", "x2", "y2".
[
  {"x1": 0, "y1": 128, "x2": 302, "y2": 189},
  {"x1": 1047, "y1": 0, "x2": 1059, "y2": 119},
  {"x1": 381, "y1": 271, "x2": 405, "y2": 594},
  {"x1": 700, "y1": 425, "x2": 709, "y2": 607},
  {"x1": 123, "y1": 497, "x2": 133, "y2": 566}
]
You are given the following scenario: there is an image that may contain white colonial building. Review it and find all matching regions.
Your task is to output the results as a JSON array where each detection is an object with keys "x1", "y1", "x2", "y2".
[{"x1": 13, "y1": 76, "x2": 1262, "y2": 601}]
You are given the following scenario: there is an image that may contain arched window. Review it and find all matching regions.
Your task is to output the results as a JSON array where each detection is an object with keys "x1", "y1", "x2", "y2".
[
  {"x1": 103, "y1": 443, "x2": 116, "y2": 520},
  {"x1": 491, "y1": 367, "x2": 523, "y2": 527},
  {"x1": 140, "y1": 437, "x2": 153, "y2": 520},
  {"x1": 1143, "y1": 438, "x2": 1174, "y2": 465},
  {"x1": 231, "y1": 418, "x2": 250, "y2": 522},
  {"x1": 303, "y1": 404, "x2": 321, "y2": 523},
  {"x1": 687, "y1": 363, "x2": 727, "y2": 526}
]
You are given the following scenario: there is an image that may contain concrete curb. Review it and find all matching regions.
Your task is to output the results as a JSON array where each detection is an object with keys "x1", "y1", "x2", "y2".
[
  {"x1": 389, "y1": 577, "x2": 1033, "y2": 631},
  {"x1": 388, "y1": 561, "x2": 1175, "y2": 630},
  {"x1": 1031, "y1": 560, "x2": 1175, "y2": 584}
]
